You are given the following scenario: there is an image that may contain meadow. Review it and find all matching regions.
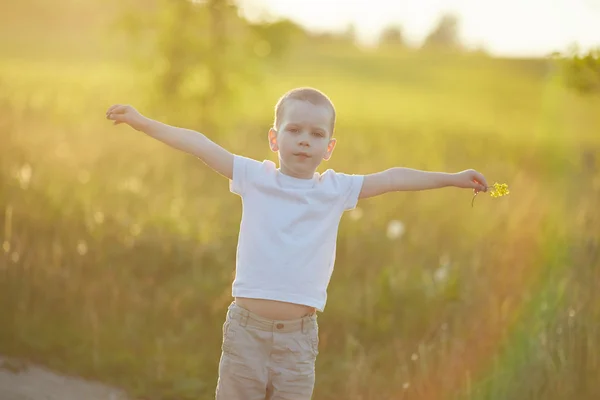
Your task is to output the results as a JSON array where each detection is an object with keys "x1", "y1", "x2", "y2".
[{"x1": 1, "y1": 12, "x2": 599, "y2": 399}]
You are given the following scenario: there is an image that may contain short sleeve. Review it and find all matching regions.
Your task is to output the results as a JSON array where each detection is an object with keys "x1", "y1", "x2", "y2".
[
  {"x1": 229, "y1": 155, "x2": 264, "y2": 196},
  {"x1": 325, "y1": 171, "x2": 364, "y2": 211},
  {"x1": 341, "y1": 173, "x2": 365, "y2": 210}
]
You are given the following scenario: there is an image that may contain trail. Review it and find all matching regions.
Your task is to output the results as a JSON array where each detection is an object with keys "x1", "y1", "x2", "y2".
[{"x1": 0, "y1": 356, "x2": 129, "y2": 400}]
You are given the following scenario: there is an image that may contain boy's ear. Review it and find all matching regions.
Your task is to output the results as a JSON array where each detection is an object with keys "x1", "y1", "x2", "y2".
[
  {"x1": 323, "y1": 138, "x2": 337, "y2": 161},
  {"x1": 268, "y1": 128, "x2": 279, "y2": 152}
]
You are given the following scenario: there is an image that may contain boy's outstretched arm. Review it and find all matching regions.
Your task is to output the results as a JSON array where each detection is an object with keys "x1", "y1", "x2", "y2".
[
  {"x1": 358, "y1": 167, "x2": 488, "y2": 200},
  {"x1": 106, "y1": 104, "x2": 234, "y2": 179}
]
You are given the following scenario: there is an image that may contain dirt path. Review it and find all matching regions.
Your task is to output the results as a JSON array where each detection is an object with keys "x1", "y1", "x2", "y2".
[{"x1": 0, "y1": 356, "x2": 129, "y2": 400}]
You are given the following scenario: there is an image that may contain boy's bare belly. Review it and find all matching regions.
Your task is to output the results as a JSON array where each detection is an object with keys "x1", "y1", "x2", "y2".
[{"x1": 235, "y1": 297, "x2": 316, "y2": 320}]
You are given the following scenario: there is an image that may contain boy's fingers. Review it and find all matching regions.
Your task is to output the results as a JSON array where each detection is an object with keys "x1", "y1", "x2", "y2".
[
  {"x1": 106, "y1": 105, "x2": 130, "y2": 122},
  {"x1": 106, "y1": 104, "x2": 128, "y2": 115},
  {"x1": 106, "y1": 104, "x2": 121, "y2": 114},
  {"x1": 472, "y1": 171, "x2": 488, "y2": 190},
  {"x1": 479, "y1": 176, "x2": 488, "y2": 189},
  {"x1": 107, "y1": 112, "x2": 124, "y2": 122},
  {"x1": 111, "y1": 105, "x2": 127, "y2": 114},
  {"x1": 471, "y1": 178, "x2": 486, "y2": 192},
  {"x1": 473, "y1": 182, "x2": 485, "y2": 191}
]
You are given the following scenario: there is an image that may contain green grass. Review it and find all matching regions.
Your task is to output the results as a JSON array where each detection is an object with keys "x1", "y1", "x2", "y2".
[{"x1": 1, "y1": 40, "x2": 599, "y2": 400}]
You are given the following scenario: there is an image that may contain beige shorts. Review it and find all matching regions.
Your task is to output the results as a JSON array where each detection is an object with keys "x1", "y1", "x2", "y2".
[{"x1": 215, "y1": 301, "x2": 319, "y2": 399}]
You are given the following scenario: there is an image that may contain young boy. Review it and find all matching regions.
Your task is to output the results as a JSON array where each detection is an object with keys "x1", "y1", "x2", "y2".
[{"x1": 106, "y1": 87, "x2": 488, "y2": 399}]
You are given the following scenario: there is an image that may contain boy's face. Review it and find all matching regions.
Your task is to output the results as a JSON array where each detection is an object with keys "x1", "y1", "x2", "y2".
[{"x1": 268, "y1": 99, "x2": 336, "y2": 179}]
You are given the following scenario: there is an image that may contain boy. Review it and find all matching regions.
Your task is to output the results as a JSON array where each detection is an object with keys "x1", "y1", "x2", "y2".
[{"x1": 106, "y1": 87, "x2": 488, "y2": 399}]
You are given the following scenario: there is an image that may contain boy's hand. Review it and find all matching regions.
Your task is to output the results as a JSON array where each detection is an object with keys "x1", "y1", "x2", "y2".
[
  {"x1": 106, "y1": 104, "x2": 146, "y2": 131},
  {"x1": 454, "y1": 169, "x2": 488, "y2": 193}
]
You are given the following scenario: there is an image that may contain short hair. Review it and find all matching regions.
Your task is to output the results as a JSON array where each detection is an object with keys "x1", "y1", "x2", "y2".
[{"x1": 273, "y1": 87, "x2": 336, "y2": 135}]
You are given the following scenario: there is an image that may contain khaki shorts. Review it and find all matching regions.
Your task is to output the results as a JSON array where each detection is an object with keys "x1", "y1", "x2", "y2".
[{"x1": 215, "y1": 301, "x2": 319, "y2": 399}]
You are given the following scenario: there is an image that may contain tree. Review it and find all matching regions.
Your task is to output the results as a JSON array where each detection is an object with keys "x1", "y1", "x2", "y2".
[
  {"x1": 113, "y1": 0, "x2": 287, "y2": 134},
  {"x1": 342, "y1": 23, "x2": 358, "y2": 45},
  {"x1": 250, "y1": 18, "x2": 309, "y2": 57},
  {"x1": 378, "y1": 25, "x2": 405, "y2": 47},
  {"x1": 422, "y1": 13, "x2": 462, "y2": 51},
  {"x1": 556, "y1": 46, "x2": 600, "y2": 95}
]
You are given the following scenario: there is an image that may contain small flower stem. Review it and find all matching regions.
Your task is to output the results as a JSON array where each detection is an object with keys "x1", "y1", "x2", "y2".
[{"x1": 471, "y1": 187, "x2": 492, "y2": 207}]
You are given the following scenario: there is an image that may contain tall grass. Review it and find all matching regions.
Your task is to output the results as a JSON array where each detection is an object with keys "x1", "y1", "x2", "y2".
[{"x1": 1, "y1": 45, "x2": 599, "y2": 399}]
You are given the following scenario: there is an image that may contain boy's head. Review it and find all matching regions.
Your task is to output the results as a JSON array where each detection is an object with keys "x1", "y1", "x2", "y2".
[{"x1": 268, "y1": 87, "x2": 337, "y2": 178}]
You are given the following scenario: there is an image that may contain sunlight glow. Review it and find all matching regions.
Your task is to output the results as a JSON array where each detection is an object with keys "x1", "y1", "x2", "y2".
[{"x1": 239, "y1": 0, "x2": 600, "y2": 56}]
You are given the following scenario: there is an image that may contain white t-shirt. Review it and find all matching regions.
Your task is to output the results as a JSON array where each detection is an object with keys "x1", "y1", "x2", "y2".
[{"x1": 229, "y1": 155, "x2": 364, "y2": 312}]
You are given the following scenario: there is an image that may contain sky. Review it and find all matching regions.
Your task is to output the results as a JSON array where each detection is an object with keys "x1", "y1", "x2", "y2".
[{"x1": 238, "y1": 0, "x2": 600, "y2": 57}]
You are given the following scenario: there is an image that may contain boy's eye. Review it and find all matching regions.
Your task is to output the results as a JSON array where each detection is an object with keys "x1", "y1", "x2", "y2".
[
  {"x1": 313, "y1": 132, "x2": 324, "y2": 137},
  {"x1": 289, "y1": 127, "x2": 299, "y2": 133}
]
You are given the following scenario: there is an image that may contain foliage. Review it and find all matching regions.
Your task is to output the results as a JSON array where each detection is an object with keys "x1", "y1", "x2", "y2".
[
  {"x1": 554, "y1": 46, "x2": 600, "y2": 95},
  {"x1": 111, "y1": 0, "x2": 297, "y2": 134},
  {"x1": 422, "y1": 13, "x2": 463, "y2": 51},
  {"x1": 378, "y1": 25, "x2": 405, "y2": 47}
]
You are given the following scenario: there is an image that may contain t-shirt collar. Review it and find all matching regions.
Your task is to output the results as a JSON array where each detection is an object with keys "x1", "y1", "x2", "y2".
[{"x1": 276, "y1": 169, "x2": 318, "y2": 188}]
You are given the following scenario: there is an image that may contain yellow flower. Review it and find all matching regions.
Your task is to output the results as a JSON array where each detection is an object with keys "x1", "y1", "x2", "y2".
[
  {"x1": 489, "y1": 183, "x2": 510, "y2": 198},
  {"x1": 471, "y1": 182, "x2": 509, "y2": 207}
]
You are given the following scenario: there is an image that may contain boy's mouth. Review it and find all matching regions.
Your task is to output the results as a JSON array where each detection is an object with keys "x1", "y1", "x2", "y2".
[{"x1": 293, "y1": 152, "x2": 311, "y2": 158}]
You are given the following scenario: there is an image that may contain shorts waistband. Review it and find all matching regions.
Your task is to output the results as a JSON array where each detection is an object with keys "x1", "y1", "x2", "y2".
[{"x1": 227, "y1": 302, "x2": 317, "y2": 333}]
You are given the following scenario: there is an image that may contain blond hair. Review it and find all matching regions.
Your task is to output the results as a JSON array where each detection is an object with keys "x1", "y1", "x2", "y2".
[{"x1": 273, "y1": 87, "x2": 336, "y2": 135}]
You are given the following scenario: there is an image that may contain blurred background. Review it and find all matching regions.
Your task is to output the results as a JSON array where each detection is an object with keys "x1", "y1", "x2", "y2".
[{"x1": 1, "y1": 0, "x2": 599, "y2": 399}]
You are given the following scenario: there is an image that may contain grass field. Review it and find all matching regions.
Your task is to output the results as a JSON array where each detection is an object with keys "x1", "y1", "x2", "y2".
[{"x1": 1, "y1": 16, "x2": 599, "y2": 399}]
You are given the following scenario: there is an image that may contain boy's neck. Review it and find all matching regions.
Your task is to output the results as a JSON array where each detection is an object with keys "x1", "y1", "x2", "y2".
[{"x1": 278, "y1": 164, "x2": 317, "y2": 180}]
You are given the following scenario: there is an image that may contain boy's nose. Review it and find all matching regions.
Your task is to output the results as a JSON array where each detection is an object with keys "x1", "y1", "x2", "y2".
[{"x1": 297, "y1": 135, "x2": 310, "y2": 147}]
